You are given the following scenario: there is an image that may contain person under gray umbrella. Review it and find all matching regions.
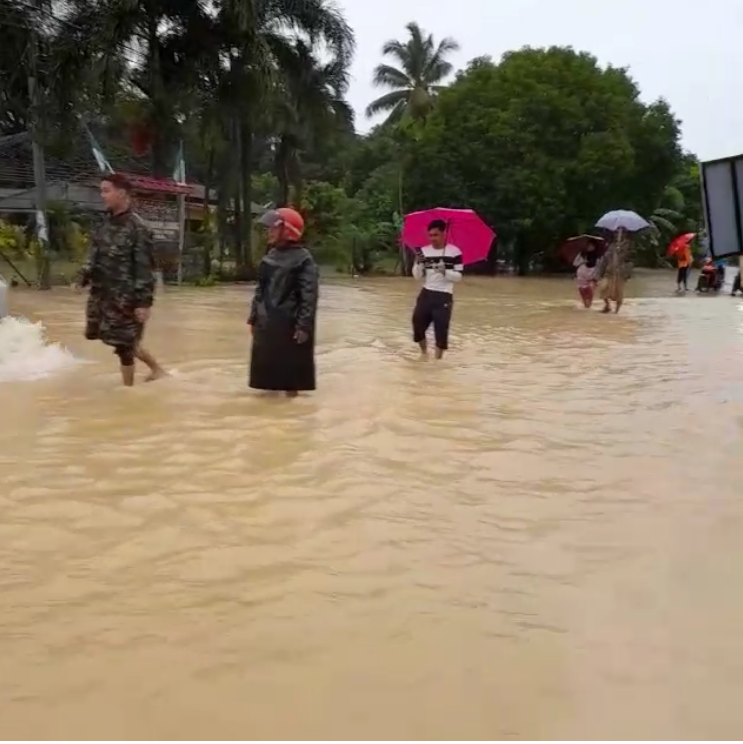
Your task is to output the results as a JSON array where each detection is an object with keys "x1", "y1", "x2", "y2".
[{"x1": 594, "y1": 210, "x2": 648, "y2": 314}]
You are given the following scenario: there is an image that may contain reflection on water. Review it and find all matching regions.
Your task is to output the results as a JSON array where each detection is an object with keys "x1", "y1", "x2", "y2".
[{"x1": 1, "y1": 274, "x2": 743, "y2": 739}]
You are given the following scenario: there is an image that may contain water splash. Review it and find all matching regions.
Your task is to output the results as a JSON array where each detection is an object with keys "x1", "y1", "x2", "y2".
[{"x1": 0, "y1": 316, "x2": 79, "y2": 382}]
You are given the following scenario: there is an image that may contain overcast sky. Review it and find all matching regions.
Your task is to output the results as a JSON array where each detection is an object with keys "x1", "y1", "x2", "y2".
[{"x1": 338, "y1": 0, "x2": 742, "y2": 161}]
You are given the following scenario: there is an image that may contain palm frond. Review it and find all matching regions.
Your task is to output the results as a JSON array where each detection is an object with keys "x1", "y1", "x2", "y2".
[
  {"x1": 380, "y1": 39, "x2": 410, "y2": 66},
  {"x1": 652, "y1": 207, "x2": 683, "y2": 221},
  {"x1": 372, "y1": 63, "x2": 411, "y2": 89},
  {"x1": 365, "y1": 89, "x2": 409, "y2": 118},
  {"x1": 650, "y1": 215, "x2": 677, "y2": 233}
]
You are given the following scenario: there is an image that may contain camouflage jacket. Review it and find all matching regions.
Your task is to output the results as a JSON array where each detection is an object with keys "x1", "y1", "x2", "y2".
[{"x1": 78, "y1": 209, "x2": 155, "y2": 308}]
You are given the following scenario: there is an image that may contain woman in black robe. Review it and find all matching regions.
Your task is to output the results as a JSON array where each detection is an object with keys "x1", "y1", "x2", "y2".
[{"x1": 248, "y1": 208, "x2": 318, "y2": 396}]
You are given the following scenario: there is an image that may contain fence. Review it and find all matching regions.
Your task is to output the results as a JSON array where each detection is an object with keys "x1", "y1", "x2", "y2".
[{"x1": 0, "y1": 231, "x2": 215, "y2": 287}]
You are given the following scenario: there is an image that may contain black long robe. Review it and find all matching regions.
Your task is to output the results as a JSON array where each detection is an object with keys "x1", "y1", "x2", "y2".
[{"x1": 248, "y1": 243, "x2": 318, "y2": 391}]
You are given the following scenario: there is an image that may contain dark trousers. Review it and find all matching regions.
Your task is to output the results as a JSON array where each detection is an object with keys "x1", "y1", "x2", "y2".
[{"x1": 412, "y1": 288, "x2": 454, "y2": 350}]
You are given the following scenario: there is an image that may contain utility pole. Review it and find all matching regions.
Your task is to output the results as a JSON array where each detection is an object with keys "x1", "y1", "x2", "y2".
[{"x1": 26, "y1": 2, "x2": 50, "y2": 289}]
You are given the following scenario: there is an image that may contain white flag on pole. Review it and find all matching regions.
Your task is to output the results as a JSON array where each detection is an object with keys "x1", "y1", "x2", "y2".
[
  {"x1": 83, "y1": 123, "x2": 114, "y2": 173},
  {"x1": 173, "y1": 141, "x2": 186, "y2": 184},
  {"x1": 174, "y1": 141, "x2": 187, "y2": 285}
]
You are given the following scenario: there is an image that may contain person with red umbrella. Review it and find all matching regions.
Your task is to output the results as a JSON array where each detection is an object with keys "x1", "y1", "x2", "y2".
[
  {"x1": 667, "y1": 233, "x2": 694, "y2": 293},
  {"x1": 404, "y1": 208, "x2": 493, "y2": 359}
]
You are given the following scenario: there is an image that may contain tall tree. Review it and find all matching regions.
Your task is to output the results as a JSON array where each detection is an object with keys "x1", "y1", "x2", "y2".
[
  {"x1": 0, "y1": 0, "x2": 117, "y2": 139},
  {"x1": 365, "y1": 21, "x2": 459, "y2": 124},
  {"x1": 404, "y1": 48, "x2": 684, "y2": 273},
  {"x1": 192, "y1": 0, "x2": 354, "y2": 271},
  {"x1": 0, "y1": 0, "x2": 35, "y2": 135},
  {"x1": 269, "y1": 41, "x2": 353, "y2": 206}
]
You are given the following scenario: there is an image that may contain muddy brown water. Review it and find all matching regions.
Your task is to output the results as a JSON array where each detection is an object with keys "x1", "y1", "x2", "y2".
[{"x1": 1, "y1": 274, "x2": 742, "y2": 739}]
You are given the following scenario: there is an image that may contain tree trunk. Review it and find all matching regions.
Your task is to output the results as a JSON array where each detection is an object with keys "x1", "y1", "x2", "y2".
[
  {"x1": 35, "y1": 246, "x2": 50, "y2": 289},
  {"x1": 202, "y1": 145, "x2": 215, "y2": 277},
  {"x1": 290, "y1": 156, "x2": 303, "y2": 207},
  {"x1": 147, "y1": 32, "x2": 169, "y2": 178},
  {"x1": 398, "y1": 167, "x2": 407, "y2": 276},
  {"x1": 274, "y1": 135, "x2": 290, "y2": 207},
  {"x1": 229, "y1": 115, "x2": 244, "y2": 267},
  {"x1": 515, "y1": 241, "x2": 530, "y2": 276},
  {"x1": 233, "y1": 188, "x2": 243, "y2": 268},
  {"x1": 238, "y1": 117, "x2": 255, "y2": 278},
  {"x1": 216, "y1": 186, "x2": 228, "y2": 274},
  {"x1": 485, "y1": 237, "x2": 498, "y2": 276}
]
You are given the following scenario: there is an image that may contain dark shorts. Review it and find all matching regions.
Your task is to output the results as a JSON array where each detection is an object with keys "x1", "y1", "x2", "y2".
[
  {"x1": 412, "y1": 288, "x2": 453, "y2": 350},
  {"x1": 114, "y1": 322, "x2": 145, "y2": 353}
]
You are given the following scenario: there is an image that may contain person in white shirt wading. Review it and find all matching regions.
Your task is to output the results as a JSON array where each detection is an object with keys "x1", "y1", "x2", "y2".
[{"x1": 411, "y1": 219, "x2": 463, "y2": 359}]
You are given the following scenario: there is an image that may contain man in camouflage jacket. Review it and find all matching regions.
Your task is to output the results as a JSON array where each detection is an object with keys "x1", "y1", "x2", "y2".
[{"x1": 77, "y1": 173, "x2": 166, "y2": 386}]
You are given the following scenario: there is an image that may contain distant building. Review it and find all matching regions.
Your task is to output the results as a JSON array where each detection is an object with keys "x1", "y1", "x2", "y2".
[
  {"x1": 0, "y1": 128, "x2": 207, "y2": 271},
  {"x1": 0, "y1": 127, "x2": 269, "y2": 280}
]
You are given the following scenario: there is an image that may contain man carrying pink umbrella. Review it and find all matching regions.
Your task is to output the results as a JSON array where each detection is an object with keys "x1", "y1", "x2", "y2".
[{"x1": 404, "y1": 207, "x2": 495, "y2": 359}]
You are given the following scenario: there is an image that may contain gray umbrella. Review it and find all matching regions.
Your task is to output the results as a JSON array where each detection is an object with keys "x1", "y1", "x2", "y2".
[{"x1": 595, "y1": 209, "x2": 650, "y2": 232}]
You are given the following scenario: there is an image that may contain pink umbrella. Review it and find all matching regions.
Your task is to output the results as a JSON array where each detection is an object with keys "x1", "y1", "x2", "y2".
[{"x1": 402, "y1": 207, "x2": 496, "y2": 265}]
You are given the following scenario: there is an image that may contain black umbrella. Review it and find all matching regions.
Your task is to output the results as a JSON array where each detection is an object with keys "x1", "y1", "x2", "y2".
[{"x1": 558, "y1": 234, "x2": 607, "y2": 265}]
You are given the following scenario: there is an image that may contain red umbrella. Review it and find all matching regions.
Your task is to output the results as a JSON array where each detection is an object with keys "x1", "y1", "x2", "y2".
[
  {"x1": 667, "y1": 232, "x2": 695, "y2": 257},
  {"x1": 558, "y1": 234, "x2": 607, "y2": 265}
]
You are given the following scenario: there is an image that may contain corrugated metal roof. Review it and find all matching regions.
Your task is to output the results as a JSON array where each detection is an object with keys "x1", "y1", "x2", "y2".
[{"x1": 0, "y1": 123, "x2": 203, "y2": 194}]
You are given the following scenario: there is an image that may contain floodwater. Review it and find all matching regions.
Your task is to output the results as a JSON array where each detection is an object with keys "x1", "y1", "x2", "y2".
[{"x1": 1, "y1": 273, "x2": 743, "y2": 739}]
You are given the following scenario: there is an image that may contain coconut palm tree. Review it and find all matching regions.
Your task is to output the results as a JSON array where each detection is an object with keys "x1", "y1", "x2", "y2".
[
  {"x1": 365, "y1": 21, "x2": 459, "y2": 124},
  {"x1": 270, "y1": 41, "x2": 354, "y2": 206},
  {"x1": 202, "y1": 0, "x2": 355, "y2": 268},
  {"x1": 649, "y1": 185, "x2": 686, "y2": 237},
  {"x1": 55, "y1": 0, "x2": 210, "y2": 175},
  {"x1": 633, "y1": 185, "x2": 688, "y2": 267}
]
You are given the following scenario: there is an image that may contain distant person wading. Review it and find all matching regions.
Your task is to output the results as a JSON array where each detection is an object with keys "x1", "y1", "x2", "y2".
[
  {"x1": 76, "y1": 173, "x2": 167, "y2": 387},
  {"x1": 411, "y1": 219, "x2": 463, "y2": 359}
]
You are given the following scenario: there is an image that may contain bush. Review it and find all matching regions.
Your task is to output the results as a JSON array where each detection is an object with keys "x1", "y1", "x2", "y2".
[
  {"x1": 191, "y1": 275, "x2": 217, "y2": 287},
  {"x1": 0, "y1": 219, "x2": 26, "y2": 257}
]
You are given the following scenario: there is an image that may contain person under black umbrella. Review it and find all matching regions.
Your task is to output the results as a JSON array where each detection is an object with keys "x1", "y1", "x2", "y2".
[{"x1": 571, "y1": 237, "x2": 603, "y2": 308}]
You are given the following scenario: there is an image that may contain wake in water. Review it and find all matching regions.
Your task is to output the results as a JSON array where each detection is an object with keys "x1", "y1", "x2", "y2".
[{"x1": 0, "y1": 316, "x2": 80, "y2": 382}]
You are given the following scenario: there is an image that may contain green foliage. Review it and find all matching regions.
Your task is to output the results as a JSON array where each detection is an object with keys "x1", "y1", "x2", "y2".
[
  {"x1": 45, "y1": 202, "x2": 91, "y2": 261},
  {"x1": 354, "y1": 162, "x2": 400, "y2": 225},
  {"x1": 635, "y1": 174, "x2": 703, "y2": 267},
  {"x1": 191, "y1": 275, "x2": 217, "y2": 287},
  {"x1": 402, "y1": 47, "x2": 685, "y2": 273},
  {"x1": 252, "y1": 173, "x2": 279, "y2": 207},
  {"x1": 1, "y1": 0, "x2": 703, "y2": 280},
  {"x1": 0, "y1": 220, "x2": 26, "y2": 257},
  {"x1": 300, "y1": 180, "x2": 358, "y2": 266}
]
